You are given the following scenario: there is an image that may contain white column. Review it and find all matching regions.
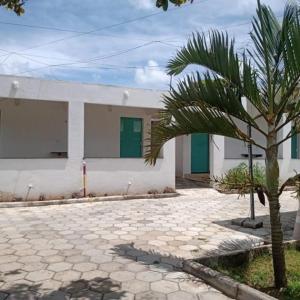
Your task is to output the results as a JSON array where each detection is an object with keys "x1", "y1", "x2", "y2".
[
  {"x1": 182, "y1": 135, "x2": 191, "y2": 175},
  {"x1": 68, "y1": 102, "x2": 84, "y2": 160},
  {"x1": 210, "y1": 135, "x2": 225, "y2": 178},
  {"x1": 280, "y1": 120, "x2": 292, "y2": 181}
]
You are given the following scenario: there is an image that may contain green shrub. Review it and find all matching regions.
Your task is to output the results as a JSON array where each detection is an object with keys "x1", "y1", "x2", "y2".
[{"x1": 220, "y1": 162, "x2": 265, "y2": 191}]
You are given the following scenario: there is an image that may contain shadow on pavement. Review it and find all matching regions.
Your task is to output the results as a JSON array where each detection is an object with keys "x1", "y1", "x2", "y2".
[
  {"x1": 214, "y1": 211, "x2": 296, "y2": 242},
  {"x1": 0, "y1": 277, "x2": 126, "y2": 300}
]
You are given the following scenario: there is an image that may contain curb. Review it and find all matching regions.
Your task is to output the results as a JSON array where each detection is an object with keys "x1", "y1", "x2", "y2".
[
  {"x1": 0, "y1": 193, "x2": 180, "y2": 208},
  {"x1": 183, "y1": 259, "x2": 276, "y2": 300}
]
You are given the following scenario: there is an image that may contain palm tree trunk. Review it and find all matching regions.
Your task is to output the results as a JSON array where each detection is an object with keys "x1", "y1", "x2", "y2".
[
  {"x1": 265, "y1": 132, "x2": 287, "y2": 288},
  {"x1": 293, "y1": 197, "x2": 300, "y2": 240}
]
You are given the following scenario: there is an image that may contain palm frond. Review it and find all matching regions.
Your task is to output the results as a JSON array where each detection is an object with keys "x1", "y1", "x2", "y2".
[
  {"x1": 242, "y1": 53, "x2": 268, "y2": 115},
  {"x1": 165, "y1": 72, "x2": 264, "y2": 131},
  {"x1": 275, "y1": 2, "x2": 300, "y2": 124},
  {"x1": 167, "y1": 31, "x2": 241, "y2": 87},
  {"x1": 249, "y1": 1, "x2": 282, "y2": 110},
  {"x1": 145, "y1": 99, "x2": 261, "y2": 165}
]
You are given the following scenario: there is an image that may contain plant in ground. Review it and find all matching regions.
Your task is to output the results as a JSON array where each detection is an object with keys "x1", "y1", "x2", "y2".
[
  {"x1": 147, "y1": 0, "x2": 300, "y2": 289},
  {"x1": 219, "y1": 162, "x2": 266, "y2": 192}
]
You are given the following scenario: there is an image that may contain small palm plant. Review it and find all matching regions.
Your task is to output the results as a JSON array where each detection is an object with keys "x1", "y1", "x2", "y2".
[{"x1": 147, "y1": 0, "x2": 300, "y2": 288}]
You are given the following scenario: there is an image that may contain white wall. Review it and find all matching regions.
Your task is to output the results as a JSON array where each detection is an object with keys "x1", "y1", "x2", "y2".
[
  {"x1": 175, "y1": 136, "x2": 184, "y2": 177},
  {"x1": 86, "y1": 140, "x2": 174, "y2": 196},
  {"x1": 210, "y1": 125, "x2": 300, "y2": 182},
  {"x1": 84, "y1": 104, "x2": 157, "y2": 158},
  {"x1": 0, "y1": 75, "x2": 165, "y2": 109},
  {"x1": 0, "y1": 148, "x2": 175, "y2": 201},
  {"x1": 0, "y1": 99, "x2": 68, "y2": 158}
]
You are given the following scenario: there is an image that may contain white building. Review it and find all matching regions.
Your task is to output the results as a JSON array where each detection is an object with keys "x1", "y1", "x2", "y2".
[
  {"x1": 0, "y1": 75, "x2": 298, "y2": 201},
  {"x1": 0, "y1": 75, "x2": 175, "y2": 201},
  {"x1": 176, "y1": 99, "x2": 300, "y2": 183}
]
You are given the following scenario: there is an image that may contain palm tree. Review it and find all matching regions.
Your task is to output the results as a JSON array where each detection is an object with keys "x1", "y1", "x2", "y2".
[
  {"x1": 146, "y1": 0, "x2": 300, "y2": 288},
  {"x1": 0, "y1": 0, "x2": 26, "y2": 15},
  {"x1": 156, "y1": 0, "x2": 193, "y2": 10}
]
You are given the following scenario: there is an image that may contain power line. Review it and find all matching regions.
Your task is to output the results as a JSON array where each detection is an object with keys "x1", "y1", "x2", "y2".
[
  {"x1": 1, "y1": 0, "x2": 208, "y2": 55},
  {"x1": 0, "y1": 18, "x2": 252, "y2": 67},
  {"x1": 14, "y1": 41, "x2": 165, "y2": 75},
  {"x1": 0, "y1": 1, "x2": 283, "y2": 78},
  {"x1": 0, "y1": 20, "x2": 180, "y2": 44}
]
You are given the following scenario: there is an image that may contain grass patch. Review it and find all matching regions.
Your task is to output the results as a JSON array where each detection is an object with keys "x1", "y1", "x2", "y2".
[{"x1": 210, "y1": 248, "x2": 300, "y2": 299}]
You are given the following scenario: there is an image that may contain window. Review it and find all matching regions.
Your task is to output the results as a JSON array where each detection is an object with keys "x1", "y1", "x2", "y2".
[{"x1": 120, "y1": 117, "x2": 143, "y2": 158}]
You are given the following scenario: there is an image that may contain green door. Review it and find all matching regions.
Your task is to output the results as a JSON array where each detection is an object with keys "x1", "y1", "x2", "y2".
[
  {"x1": 191, "y1": 133, "x2": 209, "y2": 173},
  {"x1": 120, "y1": 117, "x2": 143, "y2": 158},
  {"x1": 291, "y1": 126, "x2": 298, "y2": 159}
]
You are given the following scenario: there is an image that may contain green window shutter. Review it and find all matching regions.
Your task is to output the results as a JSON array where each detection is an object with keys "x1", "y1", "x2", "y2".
[
  {"x1": 120, "y1": 117, "x2": 143, "y2": 158},
  {"x1": 291, "y1": 126, "x2": 298, "y2": 159}
]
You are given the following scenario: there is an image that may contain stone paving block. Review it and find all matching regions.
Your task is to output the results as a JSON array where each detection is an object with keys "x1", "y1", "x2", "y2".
[
  {"x1": 110, "y1": 271, "x2": 135, "y2": 282},
  {"x1": 135, "y1": 291, "x2": 167, "y2": 300},
  {"x1": 122, "y1": 280, "x2": 149, "y2": 294},
  {"x1": 1, "y1": 279, "x2": 33, "y2": 294},
  {"x1": 52, "y1": 244, "x2": 74, "y2": 251},
  {"x1": 66, "y1": 255, "x2": 89, "y2": 264},
  {"x1": 80, "y1": 270, "x2": 108, "y2": 281},
  {"x1": 82, "y1": 249, "x2": 104, "y2": 257},
  {"x1": 168, "y1": 291, "x2": 198, "y2": 300},
  {"x1": 126, "y1": 262, "x2": 147, "y2": 273},
  {"x1": 151, "y1": 280, "x2": 179, "y2": 294},
  {"x1": 37, "y1": 250, "x2": 58, "y2": 257},
  {"x1": 6, "y1": 291, "x2": 38, "y2": 300},
  {"x1": 103, "y1": 291, "x2": 134, "y2": 300},
  {"x1": 149, "y1": 263, "x2": 173, "y2": 273},
  {"x1": 90, "y1": 255, "x2": 112, "y2": 264},
  {"x1": 18, "y1": 256, "x2": 41, "y2": 264},
  {"x1": 22, "y1": 262, "x2": 47, "y2": 272},
  {"x1": 99, "y1": 262, "x2": 124, "y2": 272},
  {"x1": 30, "y1": 279, "x2": 62, "y2": 292},
  {"x1": 42, "y1": 255, "x2": 65, "y2": 264},
  {"x1": 70, "y1": 289, "x2": 102, "y2": 299},
  {"x1": 54, "y1": 270, "x2": 81, "y2": 282},
  {"x1": 89, "y1": 278, "x2": 121, "y2": 293},
  {"x1": 73, "y1": 262, "x2": 98, "y2": 272},
  {"x1": 0, "y1": 262, "x2": 23, "y2": 273},
  {"x1": 60, "y1": 279, "x2": 89, "y2": 295},
  {"x1": 136, "y1": 271, "x2": 162, "y2": 282},
  {"x1": 48, "y1": 262, "x2": 73, "y2": 272},
  {"x1": 15, "y1": 249, "x2": 37, "y2": 257},
  {"x1": 39, "y1": 290, "x2": 69, "y2": 300},
  {"x1": 26, "y1": 270, "x2": 54, "y2": 282},
  {"x1": 0, "y1": 255, "x2": 17, "y2": 264}
]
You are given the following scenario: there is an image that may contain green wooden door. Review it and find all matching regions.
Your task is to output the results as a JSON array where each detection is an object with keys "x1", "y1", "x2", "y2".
[
  {"x1": 191, "y1": 133, "x2": 209, "y2": 173},
  {"x1": 291, "y1": 126, "x2": 298, "y2": 159},
  {"x1": 120, "y1": 117, "x2": 143, "y2": 158}
]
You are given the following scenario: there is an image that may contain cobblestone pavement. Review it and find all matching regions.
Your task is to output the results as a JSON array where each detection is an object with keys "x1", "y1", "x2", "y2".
[{"x1": 0, "y1": 188, "x2": 297, "y2": 299}]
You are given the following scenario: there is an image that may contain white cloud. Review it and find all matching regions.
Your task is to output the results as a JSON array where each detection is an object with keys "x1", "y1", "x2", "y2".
[
  {"x1": 135, "y1": 60, "x2": 169, "y2": 88},
  {"x1": 128, "y1": 0, "x2": 153, "y2": 10}
]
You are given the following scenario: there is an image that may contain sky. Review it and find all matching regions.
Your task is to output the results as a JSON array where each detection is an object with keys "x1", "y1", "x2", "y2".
[{"x1": 0, "y1": 0, "x2": 285, "y2": 90}]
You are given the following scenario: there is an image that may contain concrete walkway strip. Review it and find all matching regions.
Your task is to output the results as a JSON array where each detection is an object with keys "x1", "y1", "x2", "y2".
[
  {"x1": 0, "y1": 192, "x2": 179, "y2": 208},
  {"x1": 183, "y1": 259, "x2": 276, "y2": 300}
]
